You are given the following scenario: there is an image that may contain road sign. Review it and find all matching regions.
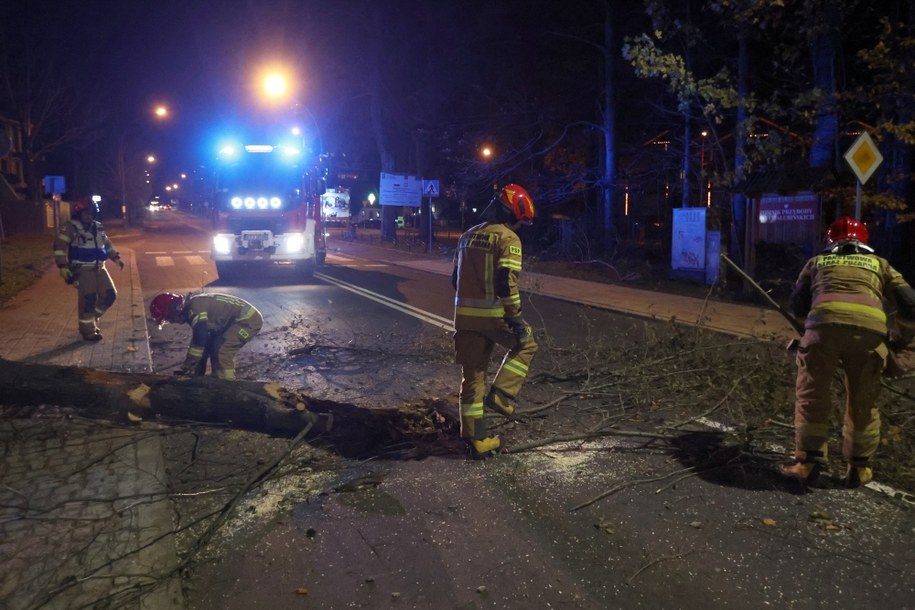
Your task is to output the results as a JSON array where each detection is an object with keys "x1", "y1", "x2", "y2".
[
  {"x1": 422, "y1": 179, "x2": 439, "y2": 198},
  {"x1": 43, "y1": 175, "x2": 66, "y2": 195},
  {"x1": 843, "y1": 132, "x2": 883, "y2": 185},
  {"x1": 379, "y1": 172, "x2": 423, "y2": 207}
]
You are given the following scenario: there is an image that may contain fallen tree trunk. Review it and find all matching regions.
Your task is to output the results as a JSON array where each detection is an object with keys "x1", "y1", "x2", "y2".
[{"x1": 0, "y1": 358, "x2": 440, "y2": 453}]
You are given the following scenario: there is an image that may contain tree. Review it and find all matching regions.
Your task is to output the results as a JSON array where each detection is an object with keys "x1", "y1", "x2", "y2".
[
  {"x1": 622, "y1": 0, "x2": 915, "y2": 271},
  {"x1": 0, "y1": 21, "x2": 94, "y2": 219}
]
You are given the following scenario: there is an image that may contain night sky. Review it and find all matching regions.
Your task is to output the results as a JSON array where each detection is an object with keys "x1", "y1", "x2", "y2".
[{"x1": 3, "y1": 0, "x2": 649, "y2": 189}]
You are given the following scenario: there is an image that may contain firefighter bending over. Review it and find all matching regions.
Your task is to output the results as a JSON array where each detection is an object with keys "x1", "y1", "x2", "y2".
[
  {"x1": 452, "y1": 184, "x2": 538, "y2": 459},
  {"x1": 52, "y1": 197, "x2": 124, "y2": 341},
  {"x1": 150, "y1": 292, "x2": 263, "y2": 380},
  {"x1": 781, "y1": 216, "x2": 915, "y2": 488}
]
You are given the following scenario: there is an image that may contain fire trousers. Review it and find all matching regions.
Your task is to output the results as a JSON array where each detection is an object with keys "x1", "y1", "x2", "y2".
[
  {"x1": 197, "y1": 310, "x2": 263, "y2": 380},
  {"x1": 794, "y1": 324, "x2": 887, "y2": 463},
  {"x1": 454, "y1": 324, "x2": 537, "y2": 437},
  {"x1": 74, "y1": 265, "x2": 117, "y2": 337}
]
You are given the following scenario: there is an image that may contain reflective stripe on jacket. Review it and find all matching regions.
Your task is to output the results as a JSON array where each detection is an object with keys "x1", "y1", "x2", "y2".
[
  {"x1": 453, "y1": 222, "x2": 523, "y2": 328},
  {"x1": 792, "y1": 251, "x2": 908, "y2": 335},
  {"x1": 53, "y1": 219, "x2": 118, "y2": 267},
  {"x1": 182, "y1": 293, "x2": 262, "y2": 368}
]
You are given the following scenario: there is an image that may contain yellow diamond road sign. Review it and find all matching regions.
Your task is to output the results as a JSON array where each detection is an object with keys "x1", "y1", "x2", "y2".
[{"x1": 843, "y1": 131, "x2": 883, "y2": 185}]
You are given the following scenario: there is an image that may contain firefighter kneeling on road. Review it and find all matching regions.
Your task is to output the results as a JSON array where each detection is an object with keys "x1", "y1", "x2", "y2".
[
  {"x1": 53, "y1": 197, "x2": 124, "y2": 341},
  {"x1": 780, "y1": 216, "x2": 915, "y2": 488},
  {"x1": 150, "y1": 292, "x2": 263, "y2": 381},
  {"x1": 452, "y1": 184, "x2": 538, "y2": 459}
]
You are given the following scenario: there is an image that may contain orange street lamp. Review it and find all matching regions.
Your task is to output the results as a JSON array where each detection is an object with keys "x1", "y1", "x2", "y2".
[{"x1": 260, "y1": 69, "x2": 292, "y2": 102}]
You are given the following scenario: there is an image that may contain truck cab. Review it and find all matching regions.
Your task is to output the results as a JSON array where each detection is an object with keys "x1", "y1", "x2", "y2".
[{"x1": 211, "y1": 142, "x2": 325, "y2": 279}]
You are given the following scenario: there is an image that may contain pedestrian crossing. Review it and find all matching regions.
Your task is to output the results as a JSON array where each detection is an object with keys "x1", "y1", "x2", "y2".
[{"x1": 145, "y1": 251, "x2": 211, "y2": 266}]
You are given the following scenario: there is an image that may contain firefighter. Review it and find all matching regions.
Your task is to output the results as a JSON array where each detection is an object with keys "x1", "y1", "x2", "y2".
[
  {"x1": 781, "y1": 216, "x2": 915, "y2": 487},
  {"x1": 52, "y1": 197, "x2": 124, "y2": 341},
  {"x1": 452, "y1": 184, "x2": 538, "y2": 458},
  {"x1": 149, "y1": 292, "x2": 263, "y2": 380}
]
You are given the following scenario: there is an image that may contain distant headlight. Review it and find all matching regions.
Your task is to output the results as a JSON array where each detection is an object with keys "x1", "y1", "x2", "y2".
[
  {"x1": 257, "y1": 196, "x2": 269, "y2": 209},
  {"x1": 230, "y1": 197, "x2": 243, "y2": 209},
  {"x1": 213, "y1": 235, "x2": 233, "y2": 255},
  {"x1": 270, "y1": 197, "x2": 282, "y2": 209},
  {"x1": 244, "y1": 197, "x2": 256, "y2": 209},
  {"x1": 287, "y1": 233, "x2": 305, "y2": 253}
]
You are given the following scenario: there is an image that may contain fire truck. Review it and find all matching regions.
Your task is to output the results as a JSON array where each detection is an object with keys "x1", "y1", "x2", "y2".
[{"x1": 210, "y1": 142, "x2": 326, "y2": 280}]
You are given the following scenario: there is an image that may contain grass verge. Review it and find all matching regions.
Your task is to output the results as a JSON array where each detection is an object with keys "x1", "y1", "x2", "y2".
[{"x1": 0, "y1": 233, "x2": 53, "y2": 305}]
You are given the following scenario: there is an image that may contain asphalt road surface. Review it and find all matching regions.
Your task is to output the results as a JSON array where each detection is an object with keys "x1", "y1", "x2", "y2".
[{"x1": 112, "y1": 210, "x2": 915, "y2": 610}]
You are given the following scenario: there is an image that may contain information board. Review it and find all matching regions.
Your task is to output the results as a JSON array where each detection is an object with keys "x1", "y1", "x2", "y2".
[{"x1": 379, "y1": 172, "x2": 423, "y2": 207}]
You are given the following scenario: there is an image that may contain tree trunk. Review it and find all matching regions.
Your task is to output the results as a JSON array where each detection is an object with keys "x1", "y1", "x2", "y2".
[
  {"x1": 808, "y1": 5, "x2": 840, "y2": 171},
  {"x1": 730, "y1": 27, "x2": 750, "y2": 268},
  {"x1": 601, "y1": 0, "x2": 618, "y2": 253},
  {"x1": 0, "y1": 359, "x2": 442, "y2": 454}
]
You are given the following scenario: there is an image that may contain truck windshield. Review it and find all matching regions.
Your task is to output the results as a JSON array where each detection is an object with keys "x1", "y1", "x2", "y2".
[{"x1": 218, "y1": 152, "x2": 303, "y2": 201}]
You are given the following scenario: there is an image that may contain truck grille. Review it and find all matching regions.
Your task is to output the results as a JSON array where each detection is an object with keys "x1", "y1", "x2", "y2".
[{"x1": 241, "y1": 231, "x2": 272, "y2": 250}]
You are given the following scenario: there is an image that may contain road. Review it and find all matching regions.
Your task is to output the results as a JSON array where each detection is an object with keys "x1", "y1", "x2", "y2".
[{"x1": 111, "y1": 210, "x2": 915, "y2": 610}]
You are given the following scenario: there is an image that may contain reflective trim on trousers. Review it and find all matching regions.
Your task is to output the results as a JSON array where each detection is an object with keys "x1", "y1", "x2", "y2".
[{"x1": 461, "y1": 402, "x2": 484, "y2": 418}]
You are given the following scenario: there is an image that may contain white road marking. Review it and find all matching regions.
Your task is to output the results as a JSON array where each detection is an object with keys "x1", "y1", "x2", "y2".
[
  {"x1": 155, "y1": 256, "x2": 175, "y2": 267},
  {"x1": 184, "y1": 255, "x2": 208, "y2": 265},
  {"x1": 315, "y1": 272, "x2": 454, "y2": 332}
]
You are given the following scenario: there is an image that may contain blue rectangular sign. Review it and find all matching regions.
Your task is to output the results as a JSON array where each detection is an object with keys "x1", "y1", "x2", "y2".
[{"x1": 43, "y1": 175, "x2": 66, "y2": 194}]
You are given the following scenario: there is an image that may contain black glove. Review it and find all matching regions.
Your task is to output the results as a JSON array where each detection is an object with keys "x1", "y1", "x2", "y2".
[
  {"x1": 59, "y1": 267, "x2": 74, "y2": 284},
  {"x1": 114, "y1": 256, "x2": 125, "y2": 270},
  {"x1": 504, "y1": 315, "x2": 533, "y2": 345}
]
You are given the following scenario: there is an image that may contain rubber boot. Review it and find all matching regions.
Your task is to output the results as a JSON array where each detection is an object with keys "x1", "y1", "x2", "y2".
[
  {"x1": 462, "y1": 416, "x2": 500, "y2": 460},
  {"x1": 484, "y1": 387, "x2": 515, "y2": 418},
  {"x1": 844, "y1": 458, "x2": 873, "y2": 489},
  {"x1": 779, "y1": 452, "x2": 825, "y2": 486}
]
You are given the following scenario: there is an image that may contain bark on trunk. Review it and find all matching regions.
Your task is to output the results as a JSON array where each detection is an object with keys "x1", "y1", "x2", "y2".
[{"x1": 0, "y1": 358, "x2": 442, "y2": 452}]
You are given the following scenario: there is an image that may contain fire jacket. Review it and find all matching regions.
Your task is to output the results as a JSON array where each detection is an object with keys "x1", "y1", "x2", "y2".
[
  {"x1": 453, "y1": 222, "x2": 523, "y2": 330},
  {"x1": 180, "y1": 293, "x2": 262, "y2": 370},
  {"x1": 789, "y1": 242, "x2": 915, "y2": 336},
  {"x1": 53, "y1": 219, "x2": 120, "y2": 268}
]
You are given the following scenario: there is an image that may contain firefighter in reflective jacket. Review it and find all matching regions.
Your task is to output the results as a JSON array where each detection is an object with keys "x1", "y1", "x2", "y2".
[
  {"x1": 781, "y1": 216, "x2": 915, "y2": 487},
  {"x1": 452, "y1": 184, "x2": 538, "y2": 458},
  {"x1": 149, "y1": 292, "x2": 263, "y2": 380},
  {"x1": 52, "y1": 197, "x2": 124, "y2": 341}
]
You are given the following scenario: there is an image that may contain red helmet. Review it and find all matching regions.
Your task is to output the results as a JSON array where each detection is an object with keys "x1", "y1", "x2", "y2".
[
  {"x1": 826, "y1": 216, "x2": 869, "y2": 245},
  {"x1": 71, "y1": 197, "x2": 98, "y2": 216},
  {"x1": 499, "y1": 184, "x2": 535, "y2": 225},
  {"x1": 150, "y1": 292, "x2": 184, "y2": 325}
]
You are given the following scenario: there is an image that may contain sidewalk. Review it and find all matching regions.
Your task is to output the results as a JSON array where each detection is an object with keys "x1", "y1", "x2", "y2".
[
  {"x1": 0, "y1": 249, "x2": 182, "y2": 610},
  {"x1": 0, "y1": 247, "x2": 152, "y2": 369}
]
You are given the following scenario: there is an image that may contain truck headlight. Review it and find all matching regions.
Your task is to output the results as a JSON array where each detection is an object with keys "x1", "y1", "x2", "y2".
[
  {"x1": 286, "y1": 233, "x2": 305, "y2": 253},
  {"x1": 213, "y1": 235, "x2": 233, "y2": 255}
]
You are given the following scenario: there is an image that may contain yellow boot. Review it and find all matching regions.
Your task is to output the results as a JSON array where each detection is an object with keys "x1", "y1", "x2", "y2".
[
  {"x1": 470, "y1": 436, "x2": 501, "y2": 459},
  {"x1": 462, "y1": 416, "x2": 500, "y2": 459},
  {"x1": 778, "y1": 460, "x2": 822, "y2": 485},
  {"x1": 484, "y1": 388, "x2": 515, "y2": 418},
  {"x1": 844, "y1": 463, "x2": 873, "y2": 489}
]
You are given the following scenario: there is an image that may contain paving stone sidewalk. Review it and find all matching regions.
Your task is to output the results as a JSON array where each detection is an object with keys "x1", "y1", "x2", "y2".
[{"x1": 0, "y1": 248, "x2": 183, "y2": 610}]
